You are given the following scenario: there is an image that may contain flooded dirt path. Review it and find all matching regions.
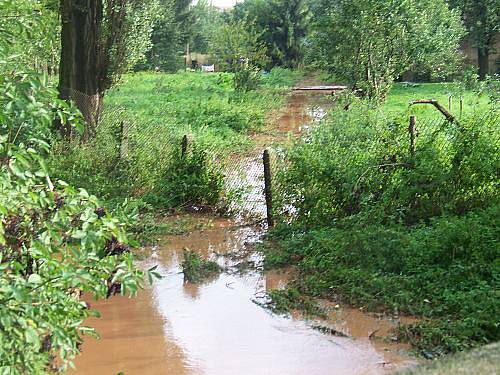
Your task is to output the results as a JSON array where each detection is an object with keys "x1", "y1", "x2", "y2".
[{"x1": 72, "y1": 88, "x2": 418, "y2": 374}]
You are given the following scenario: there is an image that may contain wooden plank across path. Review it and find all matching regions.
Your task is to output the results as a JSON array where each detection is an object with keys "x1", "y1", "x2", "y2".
[{"x1": 293, "y1": 85, "x2": 347, "y2": 91}]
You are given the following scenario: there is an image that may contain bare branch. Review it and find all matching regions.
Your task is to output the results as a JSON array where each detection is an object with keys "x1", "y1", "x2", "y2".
[{"x1": 409, "y1": 99, "x2": 456, "y2": 123}]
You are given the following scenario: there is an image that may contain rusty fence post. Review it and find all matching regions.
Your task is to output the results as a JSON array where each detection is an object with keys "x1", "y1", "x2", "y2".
[
  {"x1": 263, "y1": 149, "x2": 274, "y2": 228},
  {"x1": 181, "y1": 135, "x2": 188, "y2": 157},
  {"x1": 409, "y1": 116, "x2": 417, "y2": 158},
  {"x1": 120, "y1": 121, "x2": 129, "y2": 159}
]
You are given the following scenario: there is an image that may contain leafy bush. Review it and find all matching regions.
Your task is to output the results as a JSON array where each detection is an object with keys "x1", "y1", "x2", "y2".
[
  {"x1": 266, "y1": 102, "x2": 499, "y2": 355},
  {"x1": 0, "y1": 73, "x2": 155, "y2": 373},
  {"x1": 145, "y1": 141, "x2": 224, "y2": 209},
  {"x1": 0, "y1": 72, "x2": 82, "y2": 145},
  {"x1": 275, "y1": 107, "x2": 499, "y2": 226},
  {"x1": 181, "y1": 249, "x2": 221, "y2": 283},
  {"x1": 234, "y1": 66, "x2": 262, "y2": 92}
]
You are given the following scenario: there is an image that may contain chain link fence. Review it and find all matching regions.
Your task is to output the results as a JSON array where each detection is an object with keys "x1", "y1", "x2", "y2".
[{"x1": 60, "y1": 88, "x2": 499, "y2": 226}]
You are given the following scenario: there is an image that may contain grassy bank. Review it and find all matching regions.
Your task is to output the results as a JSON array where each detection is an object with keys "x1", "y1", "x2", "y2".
[
  {"x1": 398, "y1": 342, "x2": 500, "y2": 374},
  {"x1": 382, "y1": 82, "x2": 492, "y2": 121},
  {"x1": 49, "y1": 69, "x2": 305, "y2": 208},
  {"x1": 263, "y1": 86, "x2": 499, "y2": 356}
]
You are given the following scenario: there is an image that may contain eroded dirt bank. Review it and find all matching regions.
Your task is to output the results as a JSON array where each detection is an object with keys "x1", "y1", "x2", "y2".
[{"x1": 72, "y1": 87, "x2": 419, "y2": 374}]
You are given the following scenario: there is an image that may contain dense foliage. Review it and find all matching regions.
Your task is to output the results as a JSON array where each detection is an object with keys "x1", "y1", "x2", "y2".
[
  {"x1": 0, "y1": 0, "x2": 60, "y2": 74},
  {"x1": 145, "y1": 0, "x2": 224, "y2": 72},
  {"x1": 308, "y1": 0, "x2": 465, "y2": 100},
  {"x1": 234, "y1": 0, "x2": 310, "y2": 68},
  {"x1": 0, "y1": 71, "x2": 156, "y2": 373},
  {"x1": 211, "y1": 19, "x2": 269, "y2": 90},
  {"x1": 265, "y1": 96, "x2": 500, "y2": 354},
  {"x1": 145, "y1": 0, "x2": 190, "y2": 72}
]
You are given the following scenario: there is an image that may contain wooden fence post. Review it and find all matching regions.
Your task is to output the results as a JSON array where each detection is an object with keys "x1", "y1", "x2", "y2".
[
  {"x1": 263, "y1": 149, "x2": 274, "y2": 228},
  {"x1": 181, "y1": 135, "x2": 188, "y2": 157},
  {"x1": 448, "y1": 96, "x2": 453, "y2": 111},
  {"x1": 409, "y1": 116, "x2": 417, "y2": 158},
  {"x1": 120, "y1": 121, "x2": 129, "y2": 159}
]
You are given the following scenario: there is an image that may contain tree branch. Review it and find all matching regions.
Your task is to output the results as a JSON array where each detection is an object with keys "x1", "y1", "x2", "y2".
[{"x1": 409, "y1": 99, "x2": 456, "y2": 123}]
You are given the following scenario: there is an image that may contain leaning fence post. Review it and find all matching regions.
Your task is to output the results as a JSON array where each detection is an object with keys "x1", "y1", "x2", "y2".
[
  {"x1": 409, "y1": 116, "x2": 417, "y2": 158},
  {"x1": 263, "y1": 149, "x2": 274, "y2": 228},
  {"x1": 181, "y1": 135, "x2": 188, "y2": 157},
  {"x1": 120, "y1": 121, "x2": 129, "y2": 159}
]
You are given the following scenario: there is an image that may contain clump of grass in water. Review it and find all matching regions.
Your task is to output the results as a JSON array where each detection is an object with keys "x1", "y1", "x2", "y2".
[
  {"x1": 182, "y1": 249, "x2": 222, "y2": 283},
  {"x1": 263, "y1": 288, "x2": 326, "y2": 318}
]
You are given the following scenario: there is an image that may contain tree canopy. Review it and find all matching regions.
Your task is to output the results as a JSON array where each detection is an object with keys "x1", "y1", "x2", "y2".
[
  {"x1": 309, "y1": 0, "x2": 465, "y2": 99},
  {"x1": 234, "y1": 0, "x2": 310, "y2": 68}
]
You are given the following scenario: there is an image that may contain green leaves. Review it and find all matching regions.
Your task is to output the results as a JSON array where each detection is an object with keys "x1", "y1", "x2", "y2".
[
  {"x1": 310, "y1": 0, "x2": 465, "y2": 100},
  {"x1": 0, "y1": 73, "x2": 146, "y2": 373}
]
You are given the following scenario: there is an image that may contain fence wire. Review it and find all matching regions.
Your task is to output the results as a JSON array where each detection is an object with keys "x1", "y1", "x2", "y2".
[{"x1": 61, "y1": 88, "x2": 499, "y2": 225}]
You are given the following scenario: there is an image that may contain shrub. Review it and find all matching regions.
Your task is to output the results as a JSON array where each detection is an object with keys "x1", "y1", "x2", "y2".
[
  {"x1": 0, "y1": 72, "x2": 155, "y2": 373},
  {"x1": 181, "y1": 249, "x2": 221, "y2": 283},
  {"x1": 275, "y1": 107, "x2": 499, "y2": 227},
  {"x1": 266, "y1": 102, "x2": 499, "y2": 355},
  {"x1": 145, "y1": 141, "x2": 224, "y2": 209}
]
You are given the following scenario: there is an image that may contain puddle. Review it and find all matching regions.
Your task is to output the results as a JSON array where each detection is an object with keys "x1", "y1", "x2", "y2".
[
  {"x1": 76, "y1": 219, "x2": 413, "y2": 375},
  {"x1": 72, "y1": 88, "x2": 419, "y2": 374},
  {"x1": 73, "y1": 219, "x2": 417, "y2": 374},
  {"x1": 70, "y1": 290, "x2": 189, "y2": 374}
]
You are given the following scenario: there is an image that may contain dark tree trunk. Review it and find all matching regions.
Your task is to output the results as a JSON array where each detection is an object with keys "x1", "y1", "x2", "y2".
[
  {"x1": 478, "y1": 46, "x2": 489, "y2": 80},
  {"x1": 58, "y1": 0, "x2": 104, "y2": 139}
]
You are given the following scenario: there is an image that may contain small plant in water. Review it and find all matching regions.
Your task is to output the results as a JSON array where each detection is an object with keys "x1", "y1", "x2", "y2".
[
  {"x1": 182, "y1": 249, "x2": 222, "y2": 283},
  {"x1": 264, "y1": 288, "x2": 326, "y2": 318}
]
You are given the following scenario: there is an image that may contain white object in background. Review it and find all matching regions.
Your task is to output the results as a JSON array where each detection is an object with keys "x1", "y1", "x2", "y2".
[{"x1": 202, "y1": 64, "x2": 215, "y2": 72}]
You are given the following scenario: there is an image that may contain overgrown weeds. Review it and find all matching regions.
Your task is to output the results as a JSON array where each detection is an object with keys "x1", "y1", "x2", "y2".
[
  {"x1": 264, "y1": 98, "x2": 499, "y2": 356},
  {"x1": 49, "y1": 71, "x2": 303, "y2": 212},
  {"x1": 182, "y1": 249, "x2": 222, "y2": 283}
]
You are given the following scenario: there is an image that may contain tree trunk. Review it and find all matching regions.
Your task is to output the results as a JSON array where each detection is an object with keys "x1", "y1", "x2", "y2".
[
  {"x1": 58, "y1": 0, "x2": 104, "y2": 139},
  {"x1": 478, "y1": 46, "x2": 489, "y2": 80}
]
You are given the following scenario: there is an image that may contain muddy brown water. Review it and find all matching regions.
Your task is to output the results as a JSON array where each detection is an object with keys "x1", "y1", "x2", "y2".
[{"x1": 72, "y1": 90, "x2": 419, "y2": 374}]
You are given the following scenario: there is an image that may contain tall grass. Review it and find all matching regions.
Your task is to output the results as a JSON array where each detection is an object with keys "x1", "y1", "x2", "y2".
[
  {"x1": 49, "y1": 70, "x2": 305, "y2": 208},
  {"x1": 265, "y1": 97, "x2": 499, "y2": 355}
]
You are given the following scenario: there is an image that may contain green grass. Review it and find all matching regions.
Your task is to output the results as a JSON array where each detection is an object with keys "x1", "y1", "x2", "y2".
[
  {"x1": 398, "y1": 342, "x2": 500, "y2": 375},
  {"x1": 105, "y1": 70, "x2": 303, "y2": 151},
  {"x1": 50, "y1": 69, "x2": 305, "y2": 205},
  {"x1": 264, "y1": 205, "x2": 500, "y2": 355},
  {"x1": 382, "y1": 83, "x2": 491, "y2": 121}
]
